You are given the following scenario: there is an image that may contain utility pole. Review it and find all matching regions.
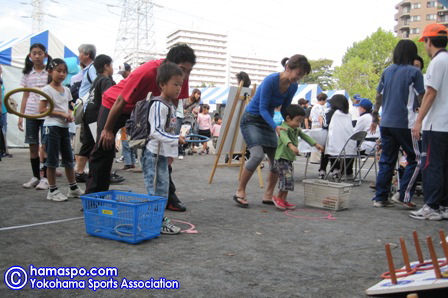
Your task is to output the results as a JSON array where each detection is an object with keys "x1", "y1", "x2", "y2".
[
  {"x1": 113, "y1": 0, "x2": 156, "y2": 68},
  {"x1": 31, "y1": 0, "x2": 45, "y2": 32}
]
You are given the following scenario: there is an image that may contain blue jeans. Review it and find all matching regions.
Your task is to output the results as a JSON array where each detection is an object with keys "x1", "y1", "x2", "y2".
[
  {"x1": 141, "y1": 148, "x2": 169, "y2": 199},
  {"x1": 44, "y1": 126, "x2": 74, "y2": 168},
  {"x1": 421, "y1": 131, "x2": 448, "y2": 209},
  {"x1": 373, "y1": 127, "x2": 420, "y2": 202},
  {"x1": 122, "y1": 140, "x2": 136, "y2": 166}
]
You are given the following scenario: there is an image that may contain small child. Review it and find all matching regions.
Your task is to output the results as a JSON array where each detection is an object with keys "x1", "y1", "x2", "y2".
[
  {"x1": 141, "y1": 61, "x2": 186, "y2": 235},
  {"x1": 211, "y1": 117, "x2": 222, "y2": 151},
  {"x1": 272, "y1": 105, "x2": 323, "y2": 210},
  {"x1": 197, "y1": 104, "x2": 212, "y2": 155},
  {"x1": 39, "y1": 59, "x2": 84, "y2": 201}
]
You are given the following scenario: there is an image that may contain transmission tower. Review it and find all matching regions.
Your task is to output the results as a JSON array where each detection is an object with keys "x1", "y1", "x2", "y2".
[
  {"x1": 113, "y1": 0, "x2": 156, "y2": 68},
  {"x1": 31, "y1": 0, "x2": 45, "y2": 32}
]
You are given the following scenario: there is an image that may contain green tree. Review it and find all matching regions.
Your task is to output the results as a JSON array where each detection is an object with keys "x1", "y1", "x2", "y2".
[
  {"x1": 198, "y1": 82, "x2": 216, "y2": 88},
  {"x1": 342, "y1": 28, "x2": 398, "y2": 75},
  {"x1": 333, "y1": 57, "x2": 380, "y2": 101},
  {"x1": 302, "y1": 58, "x2": 334, "y2": 90}
]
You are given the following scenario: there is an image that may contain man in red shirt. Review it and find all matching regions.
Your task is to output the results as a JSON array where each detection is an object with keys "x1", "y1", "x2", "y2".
[{"x1": 85, "y1": 44, "x2": 196, "y2": 195}]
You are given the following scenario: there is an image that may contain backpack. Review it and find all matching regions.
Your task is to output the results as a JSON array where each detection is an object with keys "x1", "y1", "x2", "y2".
[
  {"x1": 70, "y1": 66, "x2": 92, "y2": 100},
  {"x1": 125, "y1": 99, "x2": 170, "y2": 149}
]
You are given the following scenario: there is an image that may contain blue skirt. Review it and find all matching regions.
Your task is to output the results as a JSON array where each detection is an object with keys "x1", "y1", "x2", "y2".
[{"x1": 240, "y1": 112, "x2": 277, "y2": 149}]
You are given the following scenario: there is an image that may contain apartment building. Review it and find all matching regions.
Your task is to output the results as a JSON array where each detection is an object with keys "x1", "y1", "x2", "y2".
[
  {"x1": 395, "y1": 1, "x2": 448, "y2": 39},
  {"x1": 166, "y1": 29, "x2": 278, "y2": 87}
]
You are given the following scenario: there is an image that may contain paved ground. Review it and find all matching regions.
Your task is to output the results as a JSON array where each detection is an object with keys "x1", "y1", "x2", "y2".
[{"x1": 1, "y1": 148, "x2": 447, "y2": 297}]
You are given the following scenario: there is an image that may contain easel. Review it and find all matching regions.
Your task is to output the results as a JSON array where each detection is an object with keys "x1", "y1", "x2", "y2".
[{"x1": 208, "y1": 82, "x2": 264, "y2": 188}]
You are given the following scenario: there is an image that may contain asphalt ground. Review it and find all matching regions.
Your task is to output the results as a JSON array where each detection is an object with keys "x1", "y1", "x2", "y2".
[{"x1": 1, "y1": 148, "x2": 448, "y2": 298}]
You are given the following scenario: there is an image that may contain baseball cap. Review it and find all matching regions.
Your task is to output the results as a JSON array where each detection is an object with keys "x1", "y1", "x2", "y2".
[
  {"x1": 358, "y1": 98, "x2": 373, "y2": 110},
  {"x1": 419, "y1": 24, "x2": 448, "y2": 42},
  {"x1": 118, "y1": 62, "x2": 131, "y2": 74},
  {"x1": 352, "y1": 94, "x2": 361, "y2": 100}
]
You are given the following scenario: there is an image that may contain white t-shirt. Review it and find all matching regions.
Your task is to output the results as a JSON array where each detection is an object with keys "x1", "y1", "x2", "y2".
[
  {"x1": 310, "y1": 104, "x2": 325, "y2": 128},
  {"x1": 422, "y1": 51, "x2": 448, "y2": 132},
  {"x1": 354, "y1": 113, "x2": 380, "y2": 152},
  {"x1": 40, "y1": 85, "x2": 72, "y2": 128},
  {"x1": 349, "y1": 104, "x2": 360, "y2": 122}
]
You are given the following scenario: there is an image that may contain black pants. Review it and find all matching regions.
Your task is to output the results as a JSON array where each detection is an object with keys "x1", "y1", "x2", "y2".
[
  {"x1": 168, "y1": 165, "x2": 179, "y2": 204},
  {"x1": 85, "y1": 106, "x2": 129, "y2": 194}
]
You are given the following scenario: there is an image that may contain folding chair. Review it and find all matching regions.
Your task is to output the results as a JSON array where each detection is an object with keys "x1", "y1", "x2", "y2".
[
  {"x1": 324, "y1": 131, "x2": 367, "y2": 186},
  {"x1": 358, "y1": 137, "x2": 380, "y2": 181}
]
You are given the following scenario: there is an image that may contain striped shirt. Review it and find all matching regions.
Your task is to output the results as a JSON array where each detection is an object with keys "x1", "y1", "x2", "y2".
[
  {"x1": 20, "y1": 68, "x2": 49, "y2": 117},
  {"x1": 146, "y1": 97, "x2": 180, "y2": 158}
]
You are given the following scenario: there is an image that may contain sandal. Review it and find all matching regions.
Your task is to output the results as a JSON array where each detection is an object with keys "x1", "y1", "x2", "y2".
[
  {"x1": 233, "y1": 195, "x2": 248, "y2": 208},
  {"x1": 262, "y1": 198, "x2": 275, "y2": 205}
]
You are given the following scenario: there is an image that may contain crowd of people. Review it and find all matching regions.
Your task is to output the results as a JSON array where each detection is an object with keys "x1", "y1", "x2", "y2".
[{"x1": 1, "y1": 23, "x2": 447, "y2": 236}]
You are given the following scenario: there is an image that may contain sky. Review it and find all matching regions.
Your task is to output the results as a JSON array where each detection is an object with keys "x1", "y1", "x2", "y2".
[{"x1": 0, "y1": 0, "x2": 397, "y2": 67}]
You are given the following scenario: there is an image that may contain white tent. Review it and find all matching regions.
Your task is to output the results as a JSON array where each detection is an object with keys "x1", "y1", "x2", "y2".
[{"x1": 0, "y1": 30, "x2": 78, "y2": 147}]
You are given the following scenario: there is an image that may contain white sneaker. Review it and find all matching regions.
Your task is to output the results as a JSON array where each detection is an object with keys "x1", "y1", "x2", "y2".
[
  {"x1": 35, "y1": 178, "x2": 49, "y2": 190},
  {"x1": 67, "y1": 187, "x2": 84, "y2": 199},
  {"x1": 178, "y1": 155, "x2": 184, "y2": 160},
  {"x1": 439, "y1": 206, "x2": 448, "y2": 219},
  {"x1": 409, "y1": 204, "x2": 442, "y2": 221},
  {"x1": 23, "y1": 177, "x2": 40, "y2": 189},
  {"x1": 47, "y1": 189, "x2": 68, "y2": 202},
  {"x1": 161, "y1": 217, "x2": 181, "y2": 235}
]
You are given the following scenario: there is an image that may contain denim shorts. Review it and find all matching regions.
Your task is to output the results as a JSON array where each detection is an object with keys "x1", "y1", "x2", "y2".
[
  {"x1": 274, "y1": 158, "x2": 295, "y2": 191},
  {"x1": 25, "y1": 119, "x2": 45, "y2": 145},
  {"x1": 141, "y1": 148, "x2": 169, "y2": 199},
  {"x1": 240, "y1": 112, "x2": 277, "y2": 149},
  {"x1": 44, "y1": 126, "x2": 74, "y2": 168}
]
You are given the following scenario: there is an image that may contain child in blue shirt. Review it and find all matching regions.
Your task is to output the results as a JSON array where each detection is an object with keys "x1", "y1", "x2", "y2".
[{"x1": 141, "y1": 61, "x2": 186, "y2": 235}]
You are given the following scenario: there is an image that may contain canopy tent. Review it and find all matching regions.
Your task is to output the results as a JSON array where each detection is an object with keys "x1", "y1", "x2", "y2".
[
  {"x1": 324, "y1": 89, "x2": 350, "y2": 100},
  {"x1": 0, "y1": 30, "x2": 78, "y2": 147},
  {"x1": 291, "y1": 84, "x2": 323, "y2": 106}
]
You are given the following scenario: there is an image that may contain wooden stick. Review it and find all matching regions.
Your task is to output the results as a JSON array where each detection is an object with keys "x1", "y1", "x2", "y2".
[
  {"x1": 385, "y1": 243, "x2": 398, "y2": 284},
  {"x1": 413, "y1": 230, "x2": 424, "y2": 264},
  {"x1": 439, "y1": 230, "x2": 448, "y2": 261},
  {"x1": 400, "y1": 237, "x2": 412, "y2": 273},
  {"x1": 426, "y1": 236, "x2": 442, "y2": 279}
]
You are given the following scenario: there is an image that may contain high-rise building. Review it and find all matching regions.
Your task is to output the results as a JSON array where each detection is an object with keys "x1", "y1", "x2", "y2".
[
  {"x1": 166, "y1": 29, "x2": 279, "y2": 87},
  {"x1": 395, "y1": 1, "x2": 448, "y2": 39}
]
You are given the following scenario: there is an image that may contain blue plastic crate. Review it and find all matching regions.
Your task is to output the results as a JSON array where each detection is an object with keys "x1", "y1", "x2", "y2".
[{"x1": 80, "y1": 190, "x2": 167, "y2": 244}]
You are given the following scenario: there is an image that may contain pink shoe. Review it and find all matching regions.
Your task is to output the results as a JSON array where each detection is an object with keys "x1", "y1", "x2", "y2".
[
  {"x1": 272, "y1": 196, "x2": 286, "y2": 211},
  {"x1": 284, "y1": 201, "x2": 296, "y2": 210}
]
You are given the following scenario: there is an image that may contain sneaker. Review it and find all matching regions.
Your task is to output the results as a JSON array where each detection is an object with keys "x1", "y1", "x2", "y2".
[
  {"x1": 110, "y1": 173, "x2": 125, "y2": 184},
  {"x1": 373, "y1": 200, "x2": 395, "y2": 207},
  {"x1": 331, "y1": 172, "x2": 340, "y2": 182},
  {"x1": 132, "y1": 167, "x2": 143, "y2": 173},
  {"x1": 75, "y1": 172, "x2": 87, "y2": 183},
  {"x1": 440, "y1": 206, "x2": 448, "y2": 220},
  {"x1": 409, "y1": 205, "x2": 442, "y2": 221},
  {"x1": 178, "y1": 155, "x2": 184, "y2": 160},
  {"x1": 120, "y1": 165, "x2": 135, "y2": 171},
  {"x1": 272, "y1": 196, "x2": 286, "y2": 211},
  {"x1": 161, "y1": 217, "x2": 181, "y2": 235},
  {"x1": 166, "y1": 200, "x2": 187, "y2": 212},
  {"x1": 318, "y1": 171, "x2": 325, "y2": 180},
  {"x1": 284, "y1": 201, "x2": 296, "y2": 210},
  {"x1": 390, "y1": 192, "x2": 416, "y2": 209},
  {"x1": 23, "y1": 177, "x2": 40, "y2": 189},
  {"x1": 115, "y1": 156, "x2": 124, "y2": 163},
  {"x1": 36, "y1": 178, "x2": 49, "y2": 190},
  {"x1": 67, "y1": 187, "x2": 84, "y2": 199},
  {"x1": 47, "y1": 189, "x2": 68, "y2": 202}
]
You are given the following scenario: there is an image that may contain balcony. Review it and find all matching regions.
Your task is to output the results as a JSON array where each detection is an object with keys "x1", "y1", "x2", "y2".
[
  {"x1": 438, "y1": 5, "x2": 448, "y2": 12},
  {"x1": 439, "y1": 17, "x2": 448, "y2": 24}
]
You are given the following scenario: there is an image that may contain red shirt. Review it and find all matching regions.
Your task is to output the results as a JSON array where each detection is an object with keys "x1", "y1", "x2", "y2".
[{"x1": 102, "y1": 59, "x2": 190, "y2": 114}]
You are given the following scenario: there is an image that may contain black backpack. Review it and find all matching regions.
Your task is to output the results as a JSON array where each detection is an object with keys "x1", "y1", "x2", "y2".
[
  {"x1": 70, "y1": 65, "x2": 93, "y2": 100},
  {"x1": 125, "y1": 99, "x2": 169, "y2": 149}
]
